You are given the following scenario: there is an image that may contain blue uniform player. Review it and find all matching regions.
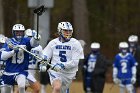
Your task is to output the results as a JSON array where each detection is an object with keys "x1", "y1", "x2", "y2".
[
  {"x1": 83, "y1": 42, "x2": 109, "y2": 93},
  {"x1": 0, "y1": 34, "x2": 10, "y2": 93},
  {"x1": 113, "y1": 42, "x2": 137, "y2": 93},
  {"x1": 0, "y1": 24, "x2": 39, "y2": 93}
]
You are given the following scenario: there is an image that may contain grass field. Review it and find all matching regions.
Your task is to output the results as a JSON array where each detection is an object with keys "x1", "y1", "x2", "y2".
[{"x1": 29, "y1": 82, "x2": 119, "y2": 93}]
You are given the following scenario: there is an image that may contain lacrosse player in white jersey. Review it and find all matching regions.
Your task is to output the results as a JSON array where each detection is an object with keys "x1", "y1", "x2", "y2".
[
  {"x1": 25, "y1": 29, "x2": 42, "y2": 93},
  {"x1": 42, "y1": 22, "x2": 84, "y2": 93}
]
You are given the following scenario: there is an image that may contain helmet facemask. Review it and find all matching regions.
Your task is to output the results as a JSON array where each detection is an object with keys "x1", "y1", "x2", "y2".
[
  {"x1": 12, "y1": 24, "x2": 25, "y2": 42},
  {"x1": 57, "y1": 22, "x2": 73, "y2": 42},
  {"x1": 13, "y1": 30, "x2": 24, "y2": 41},
  {"x1": 60, "y1": 29, "x2": 73, "y2": 41},
  {"x1": 119, "y1": 42, "x2": 128, "y2": 55},
  {"x1": 120, "y1": 48, "x2": 128, "y2": 55}
]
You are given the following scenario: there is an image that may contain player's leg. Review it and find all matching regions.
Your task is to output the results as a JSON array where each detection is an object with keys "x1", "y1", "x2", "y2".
[
  {"x1": 29, "y1": 81, "x2": 40, "y2": 93},
  {"x1": 120, "y1": 86, "x2": 125, "y2": 93},
  {"x1": 126, "y1": 85, "x2": 134, "y2": 93},
  {"x1": 1, "y1": 86, "x2": 12, "y2": 93},
  {"x1": 27, "y1": 73, "x2": 40, "y2": 93},
  {"x1": 92, "y1": 76, "x2": 105, "y2": 93},
  {"x1": 48, "y1": 70, "x2": 62, "y2": 93},
  {"x1": 61, "y1": 77, "x2": 72, "y2": 93},
  {"x1": 66, "y1": 88, "x2": 69, "y2": 93},
  {"x1": 52, "y1": 79, "x2": 62, "y2": 93},
  {"x1": 16, "y1": 74, "x2": 26, "y2": 93}
]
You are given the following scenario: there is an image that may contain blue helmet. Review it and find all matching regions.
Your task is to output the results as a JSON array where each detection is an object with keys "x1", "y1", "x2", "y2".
[{"x1": 12, "y1": 24, "x2": 25, "y2": 41}]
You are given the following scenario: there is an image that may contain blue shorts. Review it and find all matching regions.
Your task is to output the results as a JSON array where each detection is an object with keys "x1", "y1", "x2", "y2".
[
  {"x1": 120, "y1": 79, "x2": 131, "y2": 86},
  {"x1": 0, "y1": 71, "x2": 28, "y2": 86}
]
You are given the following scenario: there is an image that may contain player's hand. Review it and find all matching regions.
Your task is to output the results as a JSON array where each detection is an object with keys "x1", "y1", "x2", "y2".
[
  {"x1": 13, "y1": 45, "x2": 26, "y2": 53},
  {"x1": 52, "y1": 63, "x2": 65, "y2": 72},
  {"x1": 39, "y1": 64, "x2": 47, "y2": 72},
  {"x1": 113, "y1": 78, "x2": 120, "y2": 84},
  {"x1": 40, "y1": 55, "x2": 48, "y2": 66},
  {"x1": 33, "y1": 31, "x2": 41, "y2": 40},
  {"x1": 6, "y1": 39, "x2": 18, "y2": 49},
  {"x1": 131, "y1": 77, "x2": 136, "y2": 84}
]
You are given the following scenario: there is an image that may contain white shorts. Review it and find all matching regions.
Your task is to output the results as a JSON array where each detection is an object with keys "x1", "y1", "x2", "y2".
[
  {"x1": 48, "y1": 70, "x2": 74, "y2": 93},
  {"x1": 26, "y1": 72, "x2": 37, "y2": 86}
]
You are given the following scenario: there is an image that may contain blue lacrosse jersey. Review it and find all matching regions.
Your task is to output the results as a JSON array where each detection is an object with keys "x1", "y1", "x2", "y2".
[
  {"x1": 2, "y1": 37, "x2": 32, "y2": 73},
  {"x1": 113, "y1": 53, "x2": 137, "y2": 79}
]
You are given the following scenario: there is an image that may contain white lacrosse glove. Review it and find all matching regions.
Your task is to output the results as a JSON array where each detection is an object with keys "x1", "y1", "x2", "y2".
[
  {"x1": 33, "y1": 31, "x2": 41, "y2": 40},
  {"x1": 6, "y1": 39, "x2": 18, "y2": 50},
  {"x1": 113, "y1": 78, "x2": 120, "y2": 84},
  {"x1": 131, "y1": 76, "x2": 136, "y2": 84},
  {"x1": 39, "y1": 64, "x2": 47, "y2": 72},
  {"x1": 52, "y1": 63, "x2": 65, "y2": 72}
]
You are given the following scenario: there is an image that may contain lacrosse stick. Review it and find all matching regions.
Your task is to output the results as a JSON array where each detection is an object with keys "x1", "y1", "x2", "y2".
[
  {"x1": 33, "y1": 5, "x2": 46, "y2": 40},
  {"x1": 17, "y1": 46, "x2": 52, "y2": 67},
  {"x1": 6, "y1": 39, "x2": 54, "y2": 69}
]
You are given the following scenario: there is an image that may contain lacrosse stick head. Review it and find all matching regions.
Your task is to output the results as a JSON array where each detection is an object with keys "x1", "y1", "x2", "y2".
[{"x1": 33, "y1": 5, "x2": 46, "y2": 16}]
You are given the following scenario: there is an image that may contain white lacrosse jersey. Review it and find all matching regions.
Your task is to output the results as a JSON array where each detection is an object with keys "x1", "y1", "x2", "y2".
[
  {"x1": 28, "y1": 45, "x2": 43, "y2": 75},
  {"x1": 43, "y1": 37, "x2": 84, "y2": 74}
]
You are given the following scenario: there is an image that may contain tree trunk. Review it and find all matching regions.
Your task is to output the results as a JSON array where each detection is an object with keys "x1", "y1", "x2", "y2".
[{"x1": 73, "y1": 0, "x2": 91, "y2": 54}]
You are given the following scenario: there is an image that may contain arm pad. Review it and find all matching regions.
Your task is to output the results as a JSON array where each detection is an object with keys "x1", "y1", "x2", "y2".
[
  {"x1": 1, "y1": 50, "x2": 15, "y2": 60},
  {"x1": 132, "y1": 66, "x2": 136, "y2": 76},
  {"x1": 113, "y1": 67, "x2": 118, "y2": 78}
]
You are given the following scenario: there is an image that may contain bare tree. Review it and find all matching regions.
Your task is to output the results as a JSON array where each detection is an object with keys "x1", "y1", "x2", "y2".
[{"x1": 73, "y1": 0, "x2": 91, "y2": 54}]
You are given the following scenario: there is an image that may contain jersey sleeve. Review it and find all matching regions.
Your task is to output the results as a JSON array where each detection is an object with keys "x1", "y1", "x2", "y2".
[
  {"x1": 72, "y1": 41, "x2": 84, "y2": 60},
  {"x1": 42, "y1": 41, "x2": 53, "y2": 59}
]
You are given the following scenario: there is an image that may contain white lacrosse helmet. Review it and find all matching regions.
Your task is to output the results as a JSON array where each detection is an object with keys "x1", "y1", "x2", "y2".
[
  {"x1": 119, "y1": 42, "x2": 128, "y2": 48},
  {"x1": 57, "y1": 22, "x2": 73, "y2": 40},
  {"x1": 12, "y1": 24, "x2": 25, "y2": 31},
  {"x1": 119, "y1": 42, "x2": 128, "y2": 54},
  {"x1": 0, "y1": 34, "x2": 6, "y2": 43},
  {"x1": 91, "y1": 42, "x2": 100, "y2": 49},
  {"x1": 25, "y1": 29, "x2": 33, "y2": 37},
  {"x1": 12, "y1": 24, "x2": 25, "y2": 41},
  {"x1": 128, "y1": 35, "x2": 138, "y2": 42}
]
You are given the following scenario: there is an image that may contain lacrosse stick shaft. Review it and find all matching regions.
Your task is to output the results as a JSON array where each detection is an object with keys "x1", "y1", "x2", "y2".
[
  {"x1": 28, "y1": 68, "x2": 39, "y2": 70},
  {"x1": 36, "y1": 14, "x2": 39, "y2": 39},
  {"x1": 19, "y1": 47, "x2": 52, "y2": 68}
]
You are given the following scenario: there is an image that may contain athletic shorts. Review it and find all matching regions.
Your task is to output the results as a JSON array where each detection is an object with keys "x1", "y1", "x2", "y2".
[
  {"x1": 26, "y1": 72, "x2": 37, "y2": 86},
  {"x1": 48, "y1": 70, "x2": 73, "y2": 93}
]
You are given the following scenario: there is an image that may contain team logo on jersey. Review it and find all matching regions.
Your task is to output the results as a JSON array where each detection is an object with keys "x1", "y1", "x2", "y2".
[{"x1": 56, "y1": 45, "x2": 71, "y2": 50}]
